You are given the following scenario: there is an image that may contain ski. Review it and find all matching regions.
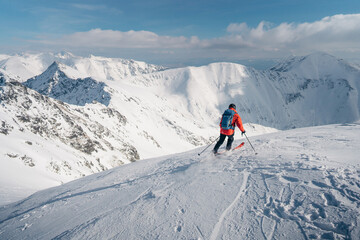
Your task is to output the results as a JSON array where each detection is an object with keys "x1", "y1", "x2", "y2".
[
  {"x1": 233, "y1": 142, "x2": 245, "y2": 150},
  {"x1": 215, "y1": 142, "x2": 245, "y2": 155}
]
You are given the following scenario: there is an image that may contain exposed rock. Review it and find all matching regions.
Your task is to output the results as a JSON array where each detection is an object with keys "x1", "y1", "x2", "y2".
[
  {"x1": 21, "y1": 155, "x2": 35, "y2": 167},
  {"x1": 0, "y1": 121, "x2": 13, "y2": 135},
  {"x1": 24, "y1": 62, "x2": 111, "y2": 106},
  {"x1": 1, "y1": 80, "x2": 139, "y2": 173}
]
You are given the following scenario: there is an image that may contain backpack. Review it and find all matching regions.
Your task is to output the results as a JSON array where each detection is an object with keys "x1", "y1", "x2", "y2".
[{"x1": 221, "y1": 109, "x2": 235, "y2": 130}]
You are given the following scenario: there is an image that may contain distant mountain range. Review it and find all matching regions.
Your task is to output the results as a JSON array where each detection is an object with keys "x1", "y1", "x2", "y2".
[
  {"x1": 0, "y1": 51, "x2": 165, "y2": 82},
  {"x1": 0, "y1": 52, "x2": 359, "y2": 204}
]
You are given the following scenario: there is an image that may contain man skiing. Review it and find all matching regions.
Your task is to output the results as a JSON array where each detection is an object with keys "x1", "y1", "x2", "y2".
[{"x1": 213, "y1": 103, "x2": 246, "y2": 154}]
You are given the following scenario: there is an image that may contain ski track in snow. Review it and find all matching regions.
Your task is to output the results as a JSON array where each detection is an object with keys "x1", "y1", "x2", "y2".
[{"x1": 210, "y1": 169, "x2": 250, "y2": 240}]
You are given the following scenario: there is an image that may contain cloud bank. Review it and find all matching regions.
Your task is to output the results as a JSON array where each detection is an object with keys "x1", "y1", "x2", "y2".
[
  {"x1": 225, "y1": 14, "x2": 360, "y2": 52},
  {"x1": 30, "y1": 14, "x2": 360, "y2": 65}
]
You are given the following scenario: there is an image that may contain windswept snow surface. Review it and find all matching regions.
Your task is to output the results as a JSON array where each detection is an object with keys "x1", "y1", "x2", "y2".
[{"x1": 1, "y1": 123, "x2": 360, "y2": 239}]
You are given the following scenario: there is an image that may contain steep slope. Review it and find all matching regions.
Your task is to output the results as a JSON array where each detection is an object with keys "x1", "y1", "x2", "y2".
[
  {"x1": 271, "y1": 53, "x2": 360, "y2": 126},
  {"x1": 0, "y1": 75, "x2": 139, "y2": 205},
  {"x1": 0, "y1": 123, "x2": 359, "y2": 239},
  {"x1": 0, "y1": 52, "x2": 165, "y2": 82}
]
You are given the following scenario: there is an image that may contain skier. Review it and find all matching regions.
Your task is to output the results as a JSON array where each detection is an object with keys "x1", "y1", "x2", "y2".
[{"x1": 213, "y1": 103, "x2": 246, "y2": 154}]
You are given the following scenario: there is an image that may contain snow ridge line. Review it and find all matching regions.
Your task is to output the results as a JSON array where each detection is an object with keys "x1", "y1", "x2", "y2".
[{"x1": 210, "y1": 170, "x2": 250, "y2": 240}]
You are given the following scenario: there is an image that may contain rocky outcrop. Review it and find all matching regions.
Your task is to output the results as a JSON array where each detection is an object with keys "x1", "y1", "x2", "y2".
[{"x1": 24, "y1": 62, "x2": 111, "y2": 106}]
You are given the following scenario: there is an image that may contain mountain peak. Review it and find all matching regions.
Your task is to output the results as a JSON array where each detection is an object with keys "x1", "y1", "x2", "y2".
[
  {"x1": 33, "y1": 61, "x2": 69, "y2": 81},
  {"x1": 271, "y1": 52, "x2": 336, "y2": 72},
  {"x1": 55, "y1": 51, "x2": 75, "y2": 59},
  {"x1": 24, "y1": 61, "x2": 111, "y2": 106},
  {"x1": 43, "y1": 61, "x2": 84, "y2": 80},
  {"x1": 299, "y1": 52, "x2": 343, "y2": 66},
  {"x1": 48, "y1": 60, "x2": 61, "y2": 70},
  {"x1": 47, "y1": 60, "x2": 71, "y2": 70},
  {"x1": 269, "y1": 52, "x2": 352, "y2": 79}
]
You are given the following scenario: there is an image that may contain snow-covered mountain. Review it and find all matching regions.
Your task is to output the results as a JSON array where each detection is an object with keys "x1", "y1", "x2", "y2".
[
  {"x1": 24, "y1": 61, "x2": 111, "y2": 106},
  {"x1": 21, "y1": 52, "x2": 360, "y2": 129},
  {"x1": 119, "y1": 52, "x2": 360, "y2": 129},
  {"x1": 1, "y1": 123, "x2": 359, "y2": 239},
  {"x1": 0, "y1": 62, "x2": 215, "y2": 205},
  {"x1": 0, "y1": 52, "x2": 165, "y2": 82},
  {"x1": 1, "y1": 52, "x2": 359, "y2": 205},
  {"x1": 0, "y1": 71, "x2": 142, "y2": 204}
]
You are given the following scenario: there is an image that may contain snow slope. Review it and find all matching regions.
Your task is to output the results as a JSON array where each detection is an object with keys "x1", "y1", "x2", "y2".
[
  {"x1": 0, "y1": 71, "x2": 143, "y2": 205},
  {"x1": 0, "y1": 123, "x2": 359, "y2": 239}
]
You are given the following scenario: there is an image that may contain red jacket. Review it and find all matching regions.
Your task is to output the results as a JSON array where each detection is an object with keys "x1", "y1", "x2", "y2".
[{"x1": 220, "y1": 108, "x2": 245, "y2": 135}]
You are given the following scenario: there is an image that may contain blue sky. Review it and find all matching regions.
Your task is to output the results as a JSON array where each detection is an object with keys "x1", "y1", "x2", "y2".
[{"x1": 1, "y1": 0, "x2": 360, "y2": 67}]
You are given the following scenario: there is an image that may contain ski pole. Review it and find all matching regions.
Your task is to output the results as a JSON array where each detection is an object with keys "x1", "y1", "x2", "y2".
[
  {"x1": 244, "y1": 133, "x2": 257, "y2": 155},
  {"x1": 198, "y1": 136, "x2": 220, "y2": 156}
]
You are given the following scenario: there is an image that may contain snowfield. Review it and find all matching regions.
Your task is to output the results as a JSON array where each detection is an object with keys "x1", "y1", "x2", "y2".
[{"x1": 1, "y1": 122, "x2": 359, "y2": 239}]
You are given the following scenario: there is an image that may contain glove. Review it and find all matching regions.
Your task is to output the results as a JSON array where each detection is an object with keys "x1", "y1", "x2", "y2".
[{"x1": 241, "y1": 131, "x2": 246, "y2": 136}]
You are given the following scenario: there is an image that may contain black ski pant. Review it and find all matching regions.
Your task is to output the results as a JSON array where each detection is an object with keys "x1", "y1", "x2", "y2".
[{"x1": 213, "y1": 133, "x2": 234, "y2": 153}]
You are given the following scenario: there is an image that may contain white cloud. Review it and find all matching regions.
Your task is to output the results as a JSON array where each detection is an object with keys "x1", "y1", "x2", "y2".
[
  {"x1": 228, "y1": 14, "x2": 360, "y2": 50},
  {"x1": 227, "y1": 22, "x2": 250, "y2": 34},
  {"x1": 30, "y1": 14, "x2": 360, "y2": 65},
  {"x1": 223, "y1": 14, "x2": 360, "y2": 51},
  {"x1": 37, "y1": 29, "x2": 198, "y2": 49}
]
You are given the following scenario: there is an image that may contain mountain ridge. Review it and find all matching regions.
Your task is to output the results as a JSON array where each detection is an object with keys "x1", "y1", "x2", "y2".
[{"x1": 0, "y1": 52, "x2": 166, "y2": 82}]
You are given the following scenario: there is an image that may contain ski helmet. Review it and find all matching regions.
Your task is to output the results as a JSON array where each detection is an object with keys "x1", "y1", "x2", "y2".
[{"x1": 229, "y1": 103, "x2": 236, "y2": 110}]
